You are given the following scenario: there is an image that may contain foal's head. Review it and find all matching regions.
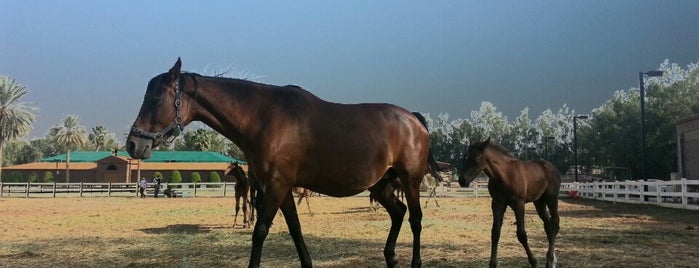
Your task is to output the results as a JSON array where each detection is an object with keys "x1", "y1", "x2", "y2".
[
  {"x1": 127, "y1": 58, "x2": 187, "y2": 159},
  {"x1": 457, "y1": 137, "x2": 491, "y2": 187}
]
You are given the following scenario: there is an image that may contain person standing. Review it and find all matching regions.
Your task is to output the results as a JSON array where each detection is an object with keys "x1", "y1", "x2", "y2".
[
  {"x1": 153, "y1": 175, "x2": 161, "y2": 198},
  {"x1": 139, "y1": 177, "x2": 147, "y2": 198}
]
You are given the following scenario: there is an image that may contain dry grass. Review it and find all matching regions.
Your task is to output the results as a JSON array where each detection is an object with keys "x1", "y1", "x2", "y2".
[{"x1": 1, "y1": 195, "x2": 698, "y2": 268}]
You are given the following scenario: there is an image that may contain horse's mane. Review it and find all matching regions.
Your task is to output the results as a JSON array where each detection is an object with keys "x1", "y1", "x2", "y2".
[{"x1": 487, "y1": 141, "x2": 516, "y2": 158}]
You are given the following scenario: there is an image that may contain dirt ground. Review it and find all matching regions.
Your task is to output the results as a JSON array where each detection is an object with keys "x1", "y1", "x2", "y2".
[{"x1": 1, "y1": 195, "x2": 698, "y2": 268}]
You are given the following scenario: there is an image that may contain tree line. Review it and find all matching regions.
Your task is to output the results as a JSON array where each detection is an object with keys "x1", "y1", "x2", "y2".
[{"x1": 1, "y1": 59, "x2": 697, "y2": 181}]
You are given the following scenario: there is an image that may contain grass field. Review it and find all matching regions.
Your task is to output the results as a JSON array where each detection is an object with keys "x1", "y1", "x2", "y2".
[{"x1": 1, "y1": 195, "x2": 698, "y2": 268}]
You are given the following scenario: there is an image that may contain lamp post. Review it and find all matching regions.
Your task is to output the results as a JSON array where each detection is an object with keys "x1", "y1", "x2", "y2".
[
  {"x1": 573, "y1": 114, "x2": 589, "y2": 182},
  {"x1": 639, "y1": 70, "x2": 664, "y2": 180}
]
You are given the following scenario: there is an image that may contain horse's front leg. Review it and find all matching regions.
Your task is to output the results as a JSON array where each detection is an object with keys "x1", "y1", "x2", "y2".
[
  {"x1": 280, "y1": 190, "x2": 312, "y2": 267},
  {"x1": 490, "y1": 200, "x2": 507, "y2": 268}
]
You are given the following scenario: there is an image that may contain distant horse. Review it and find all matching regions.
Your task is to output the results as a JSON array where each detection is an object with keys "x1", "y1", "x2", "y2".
[
  {"x1": 294, "y1": 187, "x2": 313, "y2": 215},
  {"x1": 458, "y1": 138, "x2": 560, "y2": 268},
  {"x1": 227, "y1": 162, "x2": 255, "y2": 228},
  {"x1": 126, "y1": 58, "x2": 441, "y2": 268}
]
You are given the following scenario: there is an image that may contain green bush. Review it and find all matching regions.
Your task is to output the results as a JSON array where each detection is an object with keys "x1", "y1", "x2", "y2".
[
  {"x1": 154, "y1": 171, "x2": 163, "y2": 181},
  {"x1": 191, "y1": 172, "x2": 202, "y2": 184},
  {"x1": 209, "y1": 171, "x2": 221, "y2": 187},
  {"x1": 43, "y1": 172, "x2": 55, "y2": 183},
  {"x1": 170, "y1": 170, "x2": 182, "y2": 185},
  {"x1": 28, "y1": 172, "x2": 38, "y2": 183},
  {"x1": 7, "y1": 171, "x2": 22, "y2": 182}
]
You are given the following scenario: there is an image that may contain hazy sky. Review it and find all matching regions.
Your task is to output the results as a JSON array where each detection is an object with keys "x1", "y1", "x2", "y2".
[{"x1": 2, "y1": 1, "x2": 699, "y2": 140}]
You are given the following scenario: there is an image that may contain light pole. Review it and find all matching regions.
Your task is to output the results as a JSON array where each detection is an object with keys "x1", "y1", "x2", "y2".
[
  {"x1": 573, "y1": 114, "x2": 589, "y2": 182},
  {"x1": 639, "y1": 70, "x2": 664, "y2": 180}
]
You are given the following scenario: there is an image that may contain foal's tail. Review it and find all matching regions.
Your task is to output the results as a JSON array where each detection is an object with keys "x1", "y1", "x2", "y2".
[{"x1": 412, "y1": 112, "x2": 443, "y2": 182}]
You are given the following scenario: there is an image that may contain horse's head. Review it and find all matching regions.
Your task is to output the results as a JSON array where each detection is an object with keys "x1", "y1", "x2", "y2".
[
  {"x1": 457, "y1": 137, "x2": 490, "y2": 187},
  {"x1": 126, "y1": 58, "x2": 188, "y2": 159}
]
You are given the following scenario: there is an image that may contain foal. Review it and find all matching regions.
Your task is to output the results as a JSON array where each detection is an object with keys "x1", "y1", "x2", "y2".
[
  {"x1": 458, "y1": 138, "x2": 560, "y2": 268},
  {"x1": 227, "y1": 163, "x2": 254, "y2": 228}
]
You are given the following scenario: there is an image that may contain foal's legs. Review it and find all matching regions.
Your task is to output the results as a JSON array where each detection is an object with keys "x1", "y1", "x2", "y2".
[
  {"x1": 369, "y1": 177, "x2": 407, "y2": 268},
  {"x1": 535, "y1": 198, "x2": 559, "y2": 268},
  {"x1": 512, "y1": 201, "x2": 536, "y2": 268},
  {"x1": 242, "y1": 192, "x2": 250, "y2": 228},
  {"x1": 489, "y1": 200, "x2": 507, "y2": 268},
  {"x1": 234, "y1": 193, "x2": 242, "y2": 227}
]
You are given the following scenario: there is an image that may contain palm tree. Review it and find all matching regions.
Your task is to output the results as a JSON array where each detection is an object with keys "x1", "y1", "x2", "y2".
[
  {"x1": 88, "y1": 125, "x2": 114, "y2": 151},
  {"x1": 54, "y1": 115, "x2": 87, "y2": 183},
  {"x1": 0, "y1": 76, "x2": 37, "y2": 182}
]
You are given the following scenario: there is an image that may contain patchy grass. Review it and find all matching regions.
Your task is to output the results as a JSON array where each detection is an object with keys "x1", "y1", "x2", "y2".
[{"x1": 0, "y1": 196, "x2": 698, "y2": 267}]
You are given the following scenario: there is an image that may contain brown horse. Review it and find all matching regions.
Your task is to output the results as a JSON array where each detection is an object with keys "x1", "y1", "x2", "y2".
[
  {"x1": 126, "y1": 58, "x2": 441, "y2": 268},
  {"x1": 458, "y1": 138, "x2": 560, "y2": 268},
  {"x1": 227, "y1": 162, "x2": 255, "y2": 228}
]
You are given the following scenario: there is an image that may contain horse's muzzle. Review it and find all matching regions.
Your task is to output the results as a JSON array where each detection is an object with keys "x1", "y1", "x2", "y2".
[{"x1": 126, "y1": 136, "x2": 153, "y2": 159}]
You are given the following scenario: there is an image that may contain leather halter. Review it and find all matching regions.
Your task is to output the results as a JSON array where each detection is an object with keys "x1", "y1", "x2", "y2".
[{"x1": 129, "y1": 75, "x2": 185, "y2": 145}]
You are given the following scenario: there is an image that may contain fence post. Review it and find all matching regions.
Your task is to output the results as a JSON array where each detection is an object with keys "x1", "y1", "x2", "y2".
[
  {"x1": 25, "y1": 182, "x2": 30, "y2": 198},
  {"x1": 79, "y1": 182, "x2": 84, "y2": 197},
  {"x1": 223, "y1": 182, "x2": 227, "y2": 197},
  {"x1": 107, "y1": 182, "x2": 112, "y2": 197},
  {"x1": 474, "y1": 183, "x2": 479, "y2": 198},
  {"x1": 681, "y1": 178, "x2": 688, "y2": 209},
  {"x1": 194, "y1": 182, "x2": 197, "y2": 197},
  {"x1": 52, "y1": 182, "x2": 57, "y2": 198},
  {"x1": 656, "y1": 180, "x2": 662, "y2": 205}
]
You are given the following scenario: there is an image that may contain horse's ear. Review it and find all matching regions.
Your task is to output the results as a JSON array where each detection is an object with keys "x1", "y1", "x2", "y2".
[{"x1": 168, "y1": 57, "x2": 182, "y2": 81}]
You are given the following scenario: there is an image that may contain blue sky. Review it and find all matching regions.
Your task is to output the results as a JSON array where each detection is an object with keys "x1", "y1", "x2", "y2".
[{"x1": 2, "y1": 1, "x2": 698, "y2": 140}]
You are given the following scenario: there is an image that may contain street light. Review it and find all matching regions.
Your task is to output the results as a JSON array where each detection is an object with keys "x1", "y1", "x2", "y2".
[
  {"x1": 573, "y1": 114, "x2": 589, "y2": 182},
  {"x1": 639, "y1": 70, "x2": 664, "y2": 180}
]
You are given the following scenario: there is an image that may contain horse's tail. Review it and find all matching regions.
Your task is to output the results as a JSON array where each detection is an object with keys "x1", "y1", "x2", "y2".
[{"x1": 412, "y1": 112, "x2": 443, "y2": 182}]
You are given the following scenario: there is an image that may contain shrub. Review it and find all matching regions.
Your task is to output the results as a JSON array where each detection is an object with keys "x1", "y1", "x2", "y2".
[
  {"x1": 209, "y1": 171, "x2": 221, "y2": 188},
  {"x1": 7, "y1": 171, "x2": 22, "y2": 182},
  {"x1": 154, "y1": 171, "x2": 163, "y2": 181},
  {"x1": 191, "y1": 172, "x2": 202, "y2": 184},
  {"x1": 170, "y1": 170, "x2": 182, "y2": 185},
  {"x1": 28, "y1": 172, "x2": 38, "y2": 183},
  {"x1": 43, "y1": 172, "x2": 55, "y2": 183}
]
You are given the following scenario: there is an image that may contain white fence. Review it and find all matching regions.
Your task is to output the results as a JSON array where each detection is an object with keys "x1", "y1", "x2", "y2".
[
  {"x1": 3, "y1": 180, "x2": 698, "y2": 211},
  {"x1": 562, "y1": 179, "x2": 699, "y2": 210},
  {"x1": 0, "y1": 182, "x2": 238, "y2": 198}
]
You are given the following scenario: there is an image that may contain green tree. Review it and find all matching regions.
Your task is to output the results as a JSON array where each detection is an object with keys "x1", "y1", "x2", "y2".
[
  {"x1": 154, "y1": 171, "x2": 163, "y2": 180},
  {"x1": 88, "y1": 125, "x2": 119, "y2": 151},
  {"x1": 175, "y1": 128, "x2": 227, "y2": 152},
  {"x1": 0, "y1": 76, "x2": 37, "y2": 181},
  {"x1": 52, "y1": 115, "x2": 88, "y2": 183},
  {"x1": 16, "y1": 143, "x2": 42, "y2": 164}
]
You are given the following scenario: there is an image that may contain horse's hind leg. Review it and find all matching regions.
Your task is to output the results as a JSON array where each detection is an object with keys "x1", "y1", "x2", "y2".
[
  {"x1": 369, "y1": 176, "x2": 407, "y2": 268},
  {"x1": 280, "y1": 190, "x2": 312, "y2": 267},
  {"x1": 535, "y1": 198, "x2": 559, "y2": 268},
  {"x1": 512, "y1": 201, "x2": 536, "y2": 268},
  {"x1": 400, "y1": 175, "x2": 425, "y2": 268},
  {"x1": 242, "y1": 195, "x2": 250, "y2": 228}
]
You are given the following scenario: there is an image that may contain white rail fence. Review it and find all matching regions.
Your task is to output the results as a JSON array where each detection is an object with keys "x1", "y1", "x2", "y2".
[
  {"x1": 0, "y1": 182, "x2": 238, "y2": 198},
  {"x1": 2, "y1": 179, "x2": 698, "y2": 210},
  {"x1": 561, "y1": 179, "x2": 699, "y2": 210}
]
